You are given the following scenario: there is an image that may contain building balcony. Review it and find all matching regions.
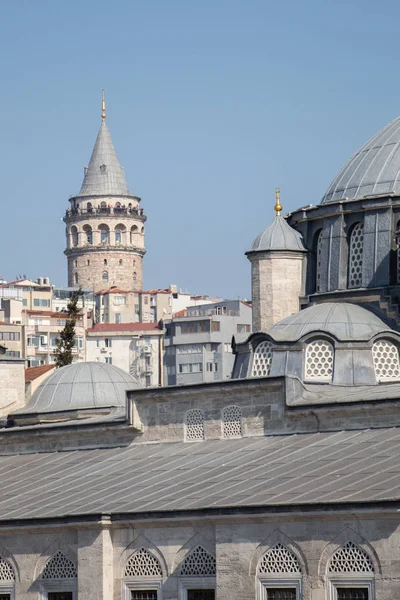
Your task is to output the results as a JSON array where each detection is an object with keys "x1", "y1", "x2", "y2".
[{"x1": 64, "y1": 207, "x2": 147, "y2": 221}]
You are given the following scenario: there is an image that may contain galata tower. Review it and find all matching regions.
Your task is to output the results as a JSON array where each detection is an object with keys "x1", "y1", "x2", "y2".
[{"x1": 64, "y1": 92, "x2": 146, "y2": 292}]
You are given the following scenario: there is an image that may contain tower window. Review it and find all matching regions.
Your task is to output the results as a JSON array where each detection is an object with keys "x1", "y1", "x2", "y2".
[
  {"x1": 74, "y1": 273, "x2": 78, "y2": 284},
  {"x1": 87, "y1": 259, "x2": 90, "y2": 266},
  {"x1": 115, "y1": 229, "x2": 121, "y2": 244},
  {"x1": 101, "y1": 229, "x2": 108, "y2": 243},
  {"x1": 119, "y1": 259, "x2": 123, "y2": 265},
  {"x1": 100, "y1": 164, "x2": 107, "y2": 174},
  {"x1": 102, "y1": 272, "x2": 108, "y2": 281},
  {"x1": 74, "y1": 260, "x2": 78, "y2": 268},
  {"x1": 71, "y1": 226, "x2": 78, "y2": 247},
  {"x1": 83, "y1": 224, "x2": 93, "y2": 244},
  {"x1": 104, "y1": 259, "x2": 107, "y2": 266}
]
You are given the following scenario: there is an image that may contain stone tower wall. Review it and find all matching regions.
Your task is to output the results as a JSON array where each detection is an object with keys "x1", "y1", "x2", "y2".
[
  {"x1": 67, "y1": 251, "x2": 143, "y2": 292},
  {"x1": 249, "y1": 251, "x2": 304, "y2": 331},
  {"x1": 64, "y1": 202, "x2": 146, "y2": 292}
]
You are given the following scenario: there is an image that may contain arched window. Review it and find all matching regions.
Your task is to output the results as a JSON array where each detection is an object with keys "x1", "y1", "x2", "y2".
[
  {"x1": 102, "y1": 272, "x2": 109, "y2": 282},
  {"x1": 87, "y1": 259, "x2": 90, "y2": 266},
  {"x1": 305, "y1": 339, "x2": 334, "y2": 382},
  {"x1": 372, "y1": 339, "x2": 400, "y2": 382},
  {"x1": 99, "y1": 225, "x2": 109, "y2": 244},
  {"x1": 115, "y1": 229, "x2": 121, "y2": 244},
  {"x1": 348, "y1": 222, "x2": 364, "y2": 288},
  {"x1": 185, "y1": 409, "x2": 205, "y2": 441},
  {"x1": 42, "y1": 551, "x2": 77, "y2": 579},
  {"x1": 119, "y1": 259, "x2": 123, "y2": 266},
  {"x1": 257, "y1": 543, "x2": 301, "y2": 600},
  {"x1": 104, "y1": 259, "x2": 107, "y2": 266},
  {"x1": 74, "y1": 273, "x2": 78, "y2": 285},
  {"x1": 100, "y1": 201, "x2": 107, "y2": 208},
  {"x1": 328, "y1": 542, "x2": 374, "y2": 600},
  {"x1": 115, "y1": 224, "x2": 125, "y2": 245},
  {"x1": 180, "y1": 546, "x2": 216, "y2": 576},
  {"x1": 131, "y1": 225, "x2": 138, "y2": 244},
  {"x1": 87, "y1": 201, "x2": 93, "y2": 213},
  {"x1": 315, "y1": 229, "x2": 323, "y2": 292},
  {"x1": 251, "y1": 340, "x2": 273, "y2": 377},
  {"x1": 221, "y1": 405, "x2": 242, "y2": 438},
  {"x1": 0, "y1": 556, "x2": 15, "y2": 582},
  {"x1": 141, "y1": 226, "x2": 145, "y2": 234},
  {"x1": 83, "y1": 224, "x2": 92, "y2": 244},
  {"x1": 133, "y1": 271, "x2": 137, "y2": 290},
  {"x1": 124, "y1": 548, "x2": 162, "y2": 577},
  {"x1": 74, "y1": 259, "x2": 77, "y2": 268},
  {"x1": 71, "y1": 226, "x2": 78, "y2": 247}
]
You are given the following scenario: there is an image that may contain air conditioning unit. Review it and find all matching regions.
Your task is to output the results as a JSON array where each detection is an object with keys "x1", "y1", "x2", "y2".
[
  {"x1": 143, "y1": 345, "x2": 151, "y2": 353},
  {"x1": 100, "y1": 347, "x2": 107, "y2": 353}
]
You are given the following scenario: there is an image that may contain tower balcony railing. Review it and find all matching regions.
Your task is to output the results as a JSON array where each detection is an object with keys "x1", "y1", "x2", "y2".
[{"x1": 65, "y1": 207, "x2": 146, "y2": 218}]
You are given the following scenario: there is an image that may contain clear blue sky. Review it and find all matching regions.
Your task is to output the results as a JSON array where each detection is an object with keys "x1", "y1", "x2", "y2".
[{"x1": 1, "y1": 0, "x2": 399, "y2": 298}]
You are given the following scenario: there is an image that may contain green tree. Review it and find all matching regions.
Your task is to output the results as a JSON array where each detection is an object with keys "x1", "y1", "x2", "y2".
[{"x1": 54, "y1": 289, "x2": 83, "y2": 368}]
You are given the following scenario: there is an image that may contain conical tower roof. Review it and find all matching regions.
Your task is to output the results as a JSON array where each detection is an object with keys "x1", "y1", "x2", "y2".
[{"x1": 78, "y1": 119, "x2": 131, "y2": 197}]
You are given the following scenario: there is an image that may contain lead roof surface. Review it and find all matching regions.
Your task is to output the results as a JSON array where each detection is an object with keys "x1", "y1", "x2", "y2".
[
  {"x1": 322, "y1": 116, "x2": 400, "y2": 203},
  {"x1": 1, "y1": 427, "x2": 400, "y2": 521}
]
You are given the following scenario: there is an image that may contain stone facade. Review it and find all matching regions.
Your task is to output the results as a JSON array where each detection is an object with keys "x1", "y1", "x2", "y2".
[
  {"x1": 248, "y1": 251, "x2": 304, "y2": 331},
  {"x1": 0, "y1": 357, "x2": 25, "y2": 415}
]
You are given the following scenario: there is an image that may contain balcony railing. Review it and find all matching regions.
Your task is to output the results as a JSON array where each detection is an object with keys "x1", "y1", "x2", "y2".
[{"x1": 65, "y1": 207, "x2": 145, "y2": 218}]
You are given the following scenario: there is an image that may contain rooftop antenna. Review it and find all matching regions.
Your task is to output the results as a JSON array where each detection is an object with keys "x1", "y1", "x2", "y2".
[{"x1": 274, "y1": 187, "x2": 282, "y2": 216}]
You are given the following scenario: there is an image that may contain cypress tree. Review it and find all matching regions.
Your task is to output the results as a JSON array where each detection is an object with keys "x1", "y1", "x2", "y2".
[{"x1": 54, "y1": 289, "x2": 83, "y2": 368}]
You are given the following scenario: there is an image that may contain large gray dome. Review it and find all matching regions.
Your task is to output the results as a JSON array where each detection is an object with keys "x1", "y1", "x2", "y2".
[
  {"x1": 268, "y1": 302, "x2": 391, "y2": 342},
  {"x1": 15, "y1": 362, "x2": 140, "y2": 416},
  {"x1": 322, "y1": 116, "x2": 400, "y2": 203},
  {"x1": 248, "y1": 216, "x2": 305, "y2": 253}
]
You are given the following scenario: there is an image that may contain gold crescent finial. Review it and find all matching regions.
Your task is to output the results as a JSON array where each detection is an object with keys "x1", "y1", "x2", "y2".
[
  {"x1": 274, "y1": 187, "x2": 282, "y2": 216},
  {"x1": 101, "y1": 89, "x2": 106, "y2": 120}
]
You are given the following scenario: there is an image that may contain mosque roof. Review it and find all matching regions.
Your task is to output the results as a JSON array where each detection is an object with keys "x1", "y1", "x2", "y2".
[
  {"x1": 322, "y1": 116, "x2": 400, "y2": 203},
  {"x1": 0, "y1": 428, "x2": 400, "y2": 521},
  {"x1": 248, "y1": 215, "x2": 305, "y2": 253},
  {"x1": 267, "y1": 302, "x2": 391, "y2": 342},
  {"x1": 78, "y1": 119, "x2": 131, "y2": 197},
  {"x1": 14, "y1": 362, "x2": 139, "y2": 416}
]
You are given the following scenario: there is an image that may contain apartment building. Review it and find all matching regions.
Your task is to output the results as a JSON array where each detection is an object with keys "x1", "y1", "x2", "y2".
[
  {"x1": 86, "y1": 322, "x2": 164, "y2": 387},
  {"x1": 0, "y1": 278, "x2": 53, "y2": 313},
  {"x1": 52, "y1": 286, "x2": 96, "y2": 314},
  {"x1": 0, "y1": 322, "x2": 23, "y2": 358},
  {"x1": 164, "y1": 300, "x2": 252, "y2": 386},
  {"x1": 23, "y1": 310, "x2": 86, "y2": 367}
]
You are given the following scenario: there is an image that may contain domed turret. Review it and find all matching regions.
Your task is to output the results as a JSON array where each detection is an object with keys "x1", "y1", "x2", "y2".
[
  {"x1": 11, "y1": 362, "x2": 140, "y2": 425},
  {"x1": 246, "y1": 190, "x2": 306, "y2": 331}
]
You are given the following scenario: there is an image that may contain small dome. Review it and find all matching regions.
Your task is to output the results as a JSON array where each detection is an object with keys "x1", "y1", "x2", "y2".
[
  {"x1": 249, "y1": 216, "x2": 305, "y2": 253},
  {"x1": 268, "y1": 302, "x2": 391, "y2": 342},
  {"x1": 322, "y1": 116, "x2": 400, "y2": 203},
  {"x1": 14, "y1": 362, "x2": 140, "y2": 416}
]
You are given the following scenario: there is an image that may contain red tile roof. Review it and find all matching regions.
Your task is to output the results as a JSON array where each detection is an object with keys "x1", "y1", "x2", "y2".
[
  {"x1": 87, "y1": 322, "x2": 162, "y2": 333},
  {"x1": 23, "y1": 310, "x2": 83, "y2": 319},
  {"x1": 25, "y1": 364, "x2": 56, "y2": 382},
  {"x1": 172, "y1": 309, "x2": 188, "y2": 318},
  {"x1": 95, "y1": 288, "x2": 136, "y2": 295}
]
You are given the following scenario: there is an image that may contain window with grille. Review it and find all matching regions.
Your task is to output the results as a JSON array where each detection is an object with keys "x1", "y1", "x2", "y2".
[
  {"x1": 258, "y1": 543, "x2": 301, "y2": 575},
  {"x1": 187, "y1": 591, "x2": 215, "y2": 600},
  {"x1": 131, "y1": 592, "x2": 158, "y2": 600},
  {"x1": 266, "y1": 590, "x2": 296, "y2": 600},
  {"x1": 180, "y1": 546, "x2": 216, "y2": 576},
  {"x1": 0, "y1": 557, "x2": 15, "y2": 581},
  {"x1": 252, "y1": 340, "x2": 273, "y2": 377},
  {"x1": 304, "y1": 340, "x2": 334, "y2": 382},
  {"x1": 0, "y1": 595, "x2": 11, "y2": 600},
  {"x1": 41, "y1": 551, "x2": 77, "y2": 579},
  {"x1": 328, "y1": 542, "x2": 373, "y2": 574},
  {"x1": 336, "y1": 590, "x2": 368, "y2": 600},
  {"x1": 48, "y1": 594, "x2": 73, "y2": 600},
  {"x1": 124, "y1": 549, "x2": 162, "y2": 577},
  {"x1": 221, "y1": 405, "x2": 242, "y2": 438},
  {"x1": 316, "y1": 230, "x2": 323, "y2": 292},
  {"x1": 348, "y1": 223, "x2": 364, "y2": 288},
  {"x1": 185, "y1": 410, "x2": 205, "y2": 441},
  {"x1": 372, "y1": 340, "x2": 400, "y2": 382}
]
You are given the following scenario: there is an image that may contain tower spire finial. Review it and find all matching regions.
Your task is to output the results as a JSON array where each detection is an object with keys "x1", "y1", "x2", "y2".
[
  {"x1": 274, "y1": 187, "x2": 282, "y2": 216},
  {"x1": 101, "y1": 89, "x2": 106, "y2": 120}
]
